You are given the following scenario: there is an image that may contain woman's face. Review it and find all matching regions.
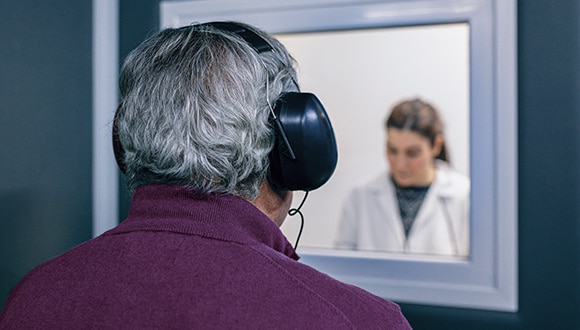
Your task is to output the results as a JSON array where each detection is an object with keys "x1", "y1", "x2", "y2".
[{"x1": 386, "y1": 128, "x2": 441, "y2": 187}]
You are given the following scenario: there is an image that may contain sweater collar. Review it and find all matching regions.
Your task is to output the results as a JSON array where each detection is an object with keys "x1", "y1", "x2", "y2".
[{"x1": 108, "y1": 184, "x2": 299, "y2": 260}]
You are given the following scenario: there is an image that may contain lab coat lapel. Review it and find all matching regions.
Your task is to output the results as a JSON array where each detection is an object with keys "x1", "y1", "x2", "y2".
[
  {"x1": 409, "y1": 165, "x2": 453, "y2": 235},
  {"x1": 371, "y1": 174, "x2": 406, "y2": 248},
  {"x1": 406, "y1": 167, "x2": 455, "y2": 254}
]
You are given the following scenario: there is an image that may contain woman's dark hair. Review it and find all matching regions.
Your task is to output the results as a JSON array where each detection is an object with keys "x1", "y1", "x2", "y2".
[{"x1": 385, "y1": 98, "x2": 449, "y2": 162}]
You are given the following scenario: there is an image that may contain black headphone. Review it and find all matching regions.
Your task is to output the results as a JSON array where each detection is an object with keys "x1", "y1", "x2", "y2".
[{"x1": 113, "y1": 21, "x2": 338, "y2": 192}]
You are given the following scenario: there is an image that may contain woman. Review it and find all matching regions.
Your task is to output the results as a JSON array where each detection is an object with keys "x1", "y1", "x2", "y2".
[{"x1": 335, "y1": 98, "x2": 470, "y2": 257}]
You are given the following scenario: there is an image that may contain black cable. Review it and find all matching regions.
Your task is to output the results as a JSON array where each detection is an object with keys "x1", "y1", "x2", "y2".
[{"x1": 288, "y1": 191, "x2": 308, "y2": 249}]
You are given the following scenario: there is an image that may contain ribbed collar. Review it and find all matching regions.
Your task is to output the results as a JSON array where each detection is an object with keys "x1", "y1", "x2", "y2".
[{"x1": 106, "y1": 184, "x2": 299, "y2": 260}]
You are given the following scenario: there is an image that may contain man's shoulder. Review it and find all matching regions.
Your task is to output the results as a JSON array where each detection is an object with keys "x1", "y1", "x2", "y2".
[
  {"x1": 1, "y1": 233, "x2": 411, "y2": 329},
  {"x1": 256, "y1": 249, "x2": 411, "y2": 329}
]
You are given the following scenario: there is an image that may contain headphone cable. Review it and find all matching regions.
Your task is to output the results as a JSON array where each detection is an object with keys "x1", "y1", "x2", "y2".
[{"x1": 288, "y1": 191, "x2": 308, "y2": 249}]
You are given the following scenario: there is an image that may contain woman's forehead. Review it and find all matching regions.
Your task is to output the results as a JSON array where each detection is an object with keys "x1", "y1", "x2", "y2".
[{"x1": 386, "y1": 128, "x2": 430, "y2": 148}]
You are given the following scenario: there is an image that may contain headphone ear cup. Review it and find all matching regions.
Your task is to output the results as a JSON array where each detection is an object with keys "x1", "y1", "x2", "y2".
[{"x1": 268, "y1": 92, "x2": 338, "y2": 191}]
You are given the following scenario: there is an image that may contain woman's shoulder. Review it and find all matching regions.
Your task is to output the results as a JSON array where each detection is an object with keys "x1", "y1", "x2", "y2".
[
  {"x1": 435, "y1": 161, "x2": 470, "y2": 197},
  {"x1": 342, "y1": 172, "x2": 392, "y2": 201},
  {"x1": 359, "y1": 171, "x2": 393, "y2": 193}
]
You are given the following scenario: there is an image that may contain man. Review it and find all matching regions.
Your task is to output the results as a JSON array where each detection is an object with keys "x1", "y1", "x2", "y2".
[{"x1": 0, "y1": 21, "x2": 411, "y2": 329}]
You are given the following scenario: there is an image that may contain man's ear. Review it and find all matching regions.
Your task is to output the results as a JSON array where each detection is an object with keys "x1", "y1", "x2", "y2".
[{"x1": 252, "y1": 181, "x2": 292, "y2": 227}]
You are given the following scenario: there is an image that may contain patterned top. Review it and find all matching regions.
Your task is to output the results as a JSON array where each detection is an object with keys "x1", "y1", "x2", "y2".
[{"x1": 392, "y1": 178, "x2": 430, "y2": 237}]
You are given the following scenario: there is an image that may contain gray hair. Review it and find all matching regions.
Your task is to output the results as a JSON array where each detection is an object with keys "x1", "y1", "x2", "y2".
[{"x1": 116, "y1": 22, "x2": 298, "y2": 199}]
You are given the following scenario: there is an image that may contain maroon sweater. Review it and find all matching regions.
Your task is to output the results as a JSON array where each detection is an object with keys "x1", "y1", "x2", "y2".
[{"x1": 0, "y1": 185, "x2": 411, "y2": 329}]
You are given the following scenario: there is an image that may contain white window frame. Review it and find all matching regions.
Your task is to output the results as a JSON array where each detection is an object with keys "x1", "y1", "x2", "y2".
[{"x1": 156, "y1": 0, "x2": 518, "y2": 311}]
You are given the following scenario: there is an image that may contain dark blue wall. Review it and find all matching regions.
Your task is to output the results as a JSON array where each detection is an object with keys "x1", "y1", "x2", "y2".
[
  {"x1": 1, "y1": 1, "x2": 578, "y2": 328},
  {"x1": 0, "y1": 0, "x2": 93, "y2": 309}
]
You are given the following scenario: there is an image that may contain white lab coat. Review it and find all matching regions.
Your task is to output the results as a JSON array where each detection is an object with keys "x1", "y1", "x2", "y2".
[{"x1": 335, "y1": 161, "x2": 470, "y2": 257}]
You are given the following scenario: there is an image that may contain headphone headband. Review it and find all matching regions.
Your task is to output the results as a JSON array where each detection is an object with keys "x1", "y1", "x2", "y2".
[{"x1": 200, "y1": 22, "x2": 273, "y2": 53}]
